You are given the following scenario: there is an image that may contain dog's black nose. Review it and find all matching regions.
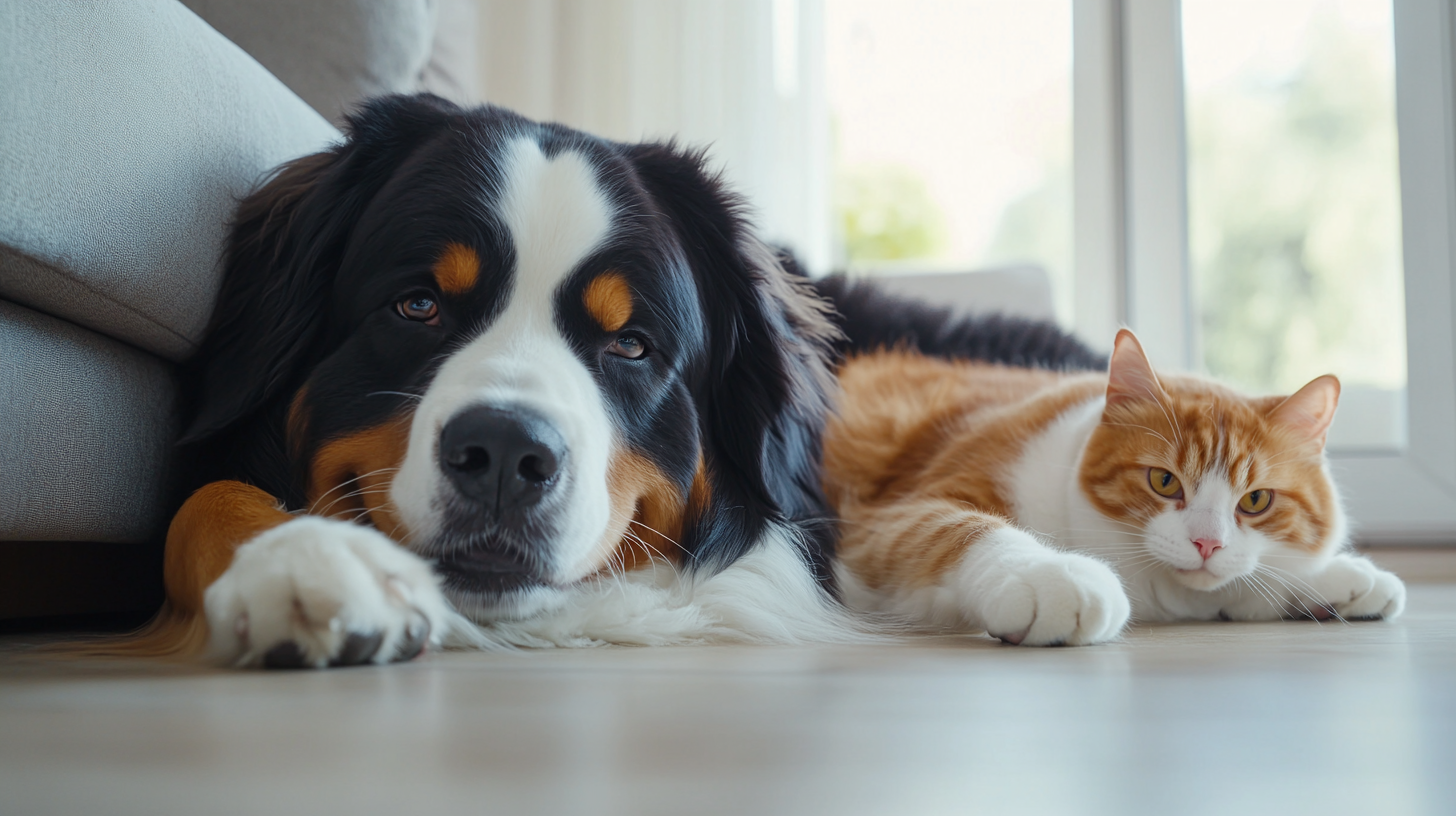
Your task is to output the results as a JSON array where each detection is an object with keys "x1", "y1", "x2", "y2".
[{"x1": 439, "y1": 406, "x2": 563, "y2": 512}]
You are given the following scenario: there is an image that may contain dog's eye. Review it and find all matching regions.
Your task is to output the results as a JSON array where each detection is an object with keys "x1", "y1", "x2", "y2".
[
  {"x1": 396, "y1": 295, "x2": 440, "y2": 325},
  {"x1": 607, "y1": 332, "x2": 649, "y2": 360}
]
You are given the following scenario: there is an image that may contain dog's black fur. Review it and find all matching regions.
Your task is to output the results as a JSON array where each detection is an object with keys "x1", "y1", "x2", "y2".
[
  {"x1": 176, "y1": 94, "x2": 842, "y2": 594},
  {"x1": 811, "y1": 274, "x2": 1107, "y2": 372}
]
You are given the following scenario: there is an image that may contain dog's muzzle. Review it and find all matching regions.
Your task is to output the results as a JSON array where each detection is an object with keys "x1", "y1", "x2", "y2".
[
  {"x1": 439, "y1": 404, "x2": 563, "y2": 516},
  {"x1": 434, "y1": 404, "x2": 568, "y2": 594}
]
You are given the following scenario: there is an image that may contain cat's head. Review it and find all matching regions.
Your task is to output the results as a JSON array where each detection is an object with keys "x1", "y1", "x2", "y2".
[{"x1": 1079, "y1": 330, "x2": 1344, "y2": 591}]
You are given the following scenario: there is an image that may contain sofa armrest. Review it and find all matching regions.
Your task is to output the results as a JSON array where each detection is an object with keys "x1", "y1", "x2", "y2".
[{"x1": 0, "y1": 0, "x2": 339, "y2": 361}]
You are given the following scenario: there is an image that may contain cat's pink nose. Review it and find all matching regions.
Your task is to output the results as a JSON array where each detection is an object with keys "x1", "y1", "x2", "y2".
[{"x1": 1194, "y1": 538, "x2": 1223, "y2": 560}]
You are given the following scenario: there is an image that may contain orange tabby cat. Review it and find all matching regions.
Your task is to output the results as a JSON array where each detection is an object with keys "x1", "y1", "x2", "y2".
[{"x1": 824, "y1": 329, "x2": 1406, "y2": 645}]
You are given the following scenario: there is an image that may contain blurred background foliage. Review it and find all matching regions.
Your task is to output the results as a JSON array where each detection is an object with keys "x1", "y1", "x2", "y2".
[
  {"x1": 835, "y1": 164, "x2": 947, "y2": 263},
  {"x1": 1187, "y1": 4, "x2": 1405, "y2": 394},
  {"x1": 832, "y1": 144, "x2": 1071, "y2": 312},
  {"x1": 831, "y1": 1, "x2": 1405, "y2": 396}
]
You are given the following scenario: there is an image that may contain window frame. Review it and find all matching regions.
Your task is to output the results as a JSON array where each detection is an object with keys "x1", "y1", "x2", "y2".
[{"x1": 1072, "y1": 0, "x2": 1456, "y2": 544}]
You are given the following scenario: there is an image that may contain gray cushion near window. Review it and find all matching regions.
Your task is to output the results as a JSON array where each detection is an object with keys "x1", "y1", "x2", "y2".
[
  {"x1": 181, "y1": 0, "x2": 444, "y2": 127},
  {"x1": 0, "y1": 300, "x2": 179, "y2": 543},
  {"x1": 0, "y1": 0, "x2": 340, "y2": 363}
]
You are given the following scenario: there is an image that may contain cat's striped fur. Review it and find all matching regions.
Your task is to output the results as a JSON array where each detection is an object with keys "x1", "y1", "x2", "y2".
[{"x1": 824, "y1": 329, "x2": 1406, "y2": 645}]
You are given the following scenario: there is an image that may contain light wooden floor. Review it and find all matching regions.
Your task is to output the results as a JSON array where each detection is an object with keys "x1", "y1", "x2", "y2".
[{"x1": 2, "y1": 565, "x2": 1454, "y2": 816}]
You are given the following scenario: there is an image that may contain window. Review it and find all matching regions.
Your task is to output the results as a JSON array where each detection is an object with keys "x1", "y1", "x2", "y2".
[
  {"x1": 822, "y1": 1, "x2": 1456, "y2": 541},
  {"x1": 826, "y1": 1, "x2": 1076, "y2": 324},
  {"x1": 1072, "y1": 0, "x2": 1456, "y2": 542},
  {"x1": 1184, "y1": 0, "x2": 1407, "y2": 451}
]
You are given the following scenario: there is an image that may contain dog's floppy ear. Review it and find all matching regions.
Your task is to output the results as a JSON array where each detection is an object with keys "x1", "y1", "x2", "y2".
[
  {"x1": 626, "y1": 143, "x2": 841, "y2": 584},
  {"x1": 181, "y1": 94, "x2": 460, "y2": 443}
]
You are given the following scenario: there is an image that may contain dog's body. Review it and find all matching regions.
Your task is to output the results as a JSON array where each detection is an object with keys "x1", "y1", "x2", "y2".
[{"x1": 159, "y1": 95, "x2": 1098, "y2": 667}]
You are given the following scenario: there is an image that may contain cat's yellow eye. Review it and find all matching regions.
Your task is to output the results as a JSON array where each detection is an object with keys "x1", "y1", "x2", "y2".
[
  {"x1": 1239, "y1": 489, "x2": 1273, "y2": 515},
  {"x1": 1148, "y1": 467, "x2": 1183, "y2": 498}
]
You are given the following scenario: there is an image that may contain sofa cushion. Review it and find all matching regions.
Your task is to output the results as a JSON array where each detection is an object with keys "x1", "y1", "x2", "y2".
[
  {"x1": 0, "y1": 0, "x2": 339, "y2": 362},
  {"x1": 865, "y1": 266, "x2": 1059, "y2": 323},
  {"x1": 0, "y1": 300, "x2": 180, "y2": 543},
  {"x1": 182, "y1": 0, "x2": 461, "y2": 127}
]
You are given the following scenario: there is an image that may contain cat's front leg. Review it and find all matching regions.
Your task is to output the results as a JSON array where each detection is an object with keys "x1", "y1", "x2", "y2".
[
  {"x1": 1218, "y1": 553, "x2": 1406, "y2": 621},
  {"x1": 837, "y1": 499, "x2": 1130, "y2": 645},
  {"x1": 960, "y1": 527, "x2": 1131, "y2": 645},
  {"x1": 1300, "y1": 553, "x2": 1406, "y2": 621}
]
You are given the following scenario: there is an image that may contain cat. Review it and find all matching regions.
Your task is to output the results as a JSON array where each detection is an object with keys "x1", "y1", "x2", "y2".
[{"x1": 823, "y1": 328, "x2": 1407, "y2": 645}]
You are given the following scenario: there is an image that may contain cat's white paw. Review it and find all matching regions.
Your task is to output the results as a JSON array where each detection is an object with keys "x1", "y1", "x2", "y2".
[
  {"x1": 203, "y1": 516, "x2": 453, "y2": 668},
  {"x1": 1307, "y1": 554, "x2": 1406, "y2": 621},
  {"x1": 962, "y1": 529, "x2": 1131, "y2": 646}
]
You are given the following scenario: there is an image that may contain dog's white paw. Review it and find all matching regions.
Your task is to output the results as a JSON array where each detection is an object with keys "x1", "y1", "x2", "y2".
[
  {"x1": 203, "y1": 516, "x2": 453, "y2": 668},
  {"x1": 962, "y1": 529, "x2": 1131, "y2": 646},
  {"x1": 1307, "y1": 554, "x2": 1407, "y2": 621}
]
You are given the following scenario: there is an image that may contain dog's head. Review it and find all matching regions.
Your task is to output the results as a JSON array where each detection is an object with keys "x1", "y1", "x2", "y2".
[{"x1": 184, "y1": 95, "x2": 838, "y2": 619}]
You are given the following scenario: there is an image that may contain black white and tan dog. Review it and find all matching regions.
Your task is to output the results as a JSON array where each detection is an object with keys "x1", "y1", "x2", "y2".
[{"x1": 156, "y1": 94, "x2": 1095, "y2": 667}]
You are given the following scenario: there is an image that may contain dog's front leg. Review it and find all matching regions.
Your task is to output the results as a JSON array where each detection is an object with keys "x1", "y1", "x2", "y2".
[{"x1": 166, "y1": 481, "x2": 452, "y2": 668}]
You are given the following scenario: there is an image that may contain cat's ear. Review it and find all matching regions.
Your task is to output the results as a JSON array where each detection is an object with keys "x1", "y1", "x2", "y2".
[
  {"x1": 1269, "y1": 374, "x2": 1341, "y2": 449},
  {"x1": 1105, "y1": 329, "x2": 1165, "y2": 408}
]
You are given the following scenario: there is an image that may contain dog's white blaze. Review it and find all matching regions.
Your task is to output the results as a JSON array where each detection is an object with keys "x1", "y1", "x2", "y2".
[{"x1": 392, "y1": 138, "x2": 617, "y2": 584}]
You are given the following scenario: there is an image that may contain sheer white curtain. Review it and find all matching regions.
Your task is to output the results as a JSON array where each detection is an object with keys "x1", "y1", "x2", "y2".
[{"x1": 470, "y1": 0, "x2": 832, "y2": 272}]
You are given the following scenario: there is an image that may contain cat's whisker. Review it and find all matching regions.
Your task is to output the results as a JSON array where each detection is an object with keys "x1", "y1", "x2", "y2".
[
  {"x1": 1123, "y1": 557, "x2": 1168, "y2": 583},
  {"x1": 1112, "y1": 558, "x2": 1165, "y2": 577},
  {"x1": 1068, "y1": 540, "x2": 1157, "y2": 550},
  {"x1": 1257, "y1": 448, "x2": 1324, "y2": 470},
  {"x1": 1046, "y1": 524, "x2": 1153, "y2": 536},
  {"x1": 1255, "y1": 563, "x2": 1323, "y2": 597},
  {"x1": 1254, "y1": 574, "x2": 1295, "y2": 618},
  {"x1": 1110, "y1": 558, "x2": 1164, "y2": 569},
  {"x1": 1257, "y1": 565, "x2": 1347, "y2": 625},
  {"x1": 1139, "y1": 388, "x2": 1184, "y2": 449},
  {"x1": 1091, "y1": 549, "x2": 1159, "y2": 558},
  {"x1": 1091, "y1": 550, "x2": 1162, "y2": 562},
  {"x1": 1233, "y1": 575, "x2": 1273, "y2": 615},
  {"x1": 1239, "y1": 573, "x2": 1286, "y2": 617},
  {"x1": 1248, "y1": 568, "x2": 1323, "y2": 624},
  {"x1": 1102, "y1": 421, "x2": 1175, "y2": 451},
  {"x1": 1093, "y1": 546, "x2": 1157, "y2": 558}
]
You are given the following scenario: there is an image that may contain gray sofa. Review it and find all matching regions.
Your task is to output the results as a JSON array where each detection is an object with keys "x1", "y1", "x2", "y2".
[{"x1": 0, "y1": 0, "x2": 472, "y2": 620}]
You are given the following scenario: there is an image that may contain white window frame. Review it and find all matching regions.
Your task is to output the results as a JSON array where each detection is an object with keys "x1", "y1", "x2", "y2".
[{"x1": 1073, "y1": 0, "x2": 1456, "y2": 544}]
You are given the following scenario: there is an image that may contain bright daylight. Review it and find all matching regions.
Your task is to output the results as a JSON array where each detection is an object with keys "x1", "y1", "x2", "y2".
[{"x1": 3, "y1": 2, "x2": 1453, "y2": 814}]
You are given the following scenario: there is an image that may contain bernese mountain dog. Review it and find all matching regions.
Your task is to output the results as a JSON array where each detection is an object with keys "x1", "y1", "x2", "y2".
[{"x1": 156, "y1": 94, "x2": 1097, "y2": 668}]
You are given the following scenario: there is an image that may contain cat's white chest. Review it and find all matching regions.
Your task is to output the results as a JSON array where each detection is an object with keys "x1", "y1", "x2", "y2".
[
  {"x1": 1005, "y1": 399, "x2": 1235, "y2": 622},
  {"x1": 1005, "y1": 398, "x2": 1104, "y2": 541}
]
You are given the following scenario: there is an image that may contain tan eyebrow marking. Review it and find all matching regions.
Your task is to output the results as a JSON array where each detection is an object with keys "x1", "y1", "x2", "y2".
[
  {"x1": 432, "y1": 243, "x2": 480, "y2": 295},
  {"x1": 583, "y1": 272, "x2": 633, "y2": 332}
]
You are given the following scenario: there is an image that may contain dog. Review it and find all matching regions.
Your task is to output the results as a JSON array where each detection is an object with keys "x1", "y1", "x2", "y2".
[{"x1": 155, "y1": 94, "x2": 1097, "y2": 668}]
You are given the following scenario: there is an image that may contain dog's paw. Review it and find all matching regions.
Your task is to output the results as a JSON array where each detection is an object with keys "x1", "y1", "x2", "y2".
[
  {"x1": 203, "y1": 517, "x2": 453, "y2": 668},
  {"x1": 1308, "y1": 554, "x2": 1407, "y2": 621},
  {"x1": 964, "y1": 530, "x2": 1131, "y2": 646}
]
